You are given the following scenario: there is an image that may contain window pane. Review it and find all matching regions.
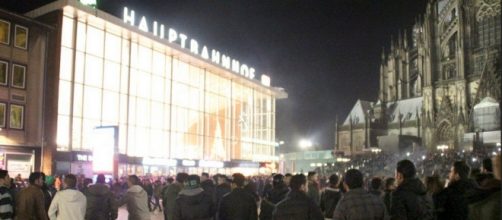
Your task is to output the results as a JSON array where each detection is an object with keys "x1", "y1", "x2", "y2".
[
  {"x1": 103, "y1": 61, "x2": 120, "y2": 92},
  {"x1": 83, "y1": 86, "x2": 102, "y2": 120},
  {"x1": 105, "y1": 33, "x2": 121, "y2": 63},
  {"x1": 59, "y1": 47, "x2": 74, "y2": 81},
  {"x1": 84, "y1": 55, "x2": 103, "y2": 87},
  {"x1": 62, "y1": 16, "x2": 74, "y2": 47},
  {"x1": 102, "y1": 91, "x2": 119, "y2": 123},
  {"x1": 72, "y1": 117, "x2": 82, "y2": 150},
  {"x1": 0, "y1": 61, "x2": 7, "y2": 85},
  {"x1": 73, "y1": 83, "x2": 83, "y2": 117},
  {"x1": 0, "y1": 20, "x2": 10, "y2": 44},
  {"x1": 9, "y1": 104, "x2": 24, "y2": 129},
  {"x1": 11, "y1": 64, "x2": 26, "y2": 89},
  {"x1": 76, "y1": 22, "x2": 86, "y2": 52},
  {"x1": 152, "y1": 50, "x2": 165, "y2": 76},
  {"x1": 56, "y1": 115, "x2": 70, "y2": 148},
  {"x1": 58, "y1": 80, "x2": 71, "y2": 115},
  {"x1": 0, "y1": 103, "x2": 6, "y2": 128},
  {"x1": 14, "y1": 25, "x2": 28, "y2": 49},
  {"x1": 86, "y1": 26, "x2": 104, "y2": 57}
]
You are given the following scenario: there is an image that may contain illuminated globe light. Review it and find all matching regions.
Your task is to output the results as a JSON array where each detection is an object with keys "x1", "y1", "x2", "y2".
[
  {"x1": 472, "y1": 158, "x2": 477, "y2": 162},
  {"x1": 422, "y1": 155, "x2": 426, "y2": 160},
  {"x1": 406, "y1": 152, "x2": 411, "y2": 157},
  {"x1": 299, "y1": 139, "x2": 313, "y2": 149}
]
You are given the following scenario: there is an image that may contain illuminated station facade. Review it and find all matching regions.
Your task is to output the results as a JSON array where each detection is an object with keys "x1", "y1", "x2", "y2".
[{"x1": 0, "y1": 0, "x2": 286, "y2": 177}]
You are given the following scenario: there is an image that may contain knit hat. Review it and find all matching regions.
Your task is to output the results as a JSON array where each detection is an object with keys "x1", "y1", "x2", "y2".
[{"x1": 185, "y1": 175, "x2": 200, "y2": 189}]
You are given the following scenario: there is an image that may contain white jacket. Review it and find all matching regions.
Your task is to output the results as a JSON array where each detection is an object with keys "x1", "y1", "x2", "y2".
[{"x1": 48, "y1": 188, "x2": 87, "y2": 220}]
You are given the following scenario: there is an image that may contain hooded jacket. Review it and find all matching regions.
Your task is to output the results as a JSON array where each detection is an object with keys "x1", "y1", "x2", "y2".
[
  {"x1": 48, "y1": 188, "x2": 87, "y2": 220},
  {"x1": 436, "y1": 179, "x2": 477, "y2": 220},
  {"x1": 218, "y1": 187, "x2": 257, "y2": 220},
  {"x1": 390, "y1": 177, "x2": 433, "y2": 220},
  {"x1": 173, "y1": 187, "x2": 215, "y2": 220},
  {"x1": 272, "y1": 190, "x2": 324, "y2": 220},
  {"x1": 16, "y1": 184, "x2": 49, "y2": 220},
  {"x1": 118, "y1": 185, "x2": 150, "y2": 220},
  {"x1": 320, "y1": 187, "x2": 342, "y2": 219},
  {"x1": 85, "y1": 183, "x2": 118, "y2": 220},
  {"x1": 259, "y1": 185, "x2": 289, "y2": 220},
  {"x1": 467, "y1": 178, "x2": 501, "y2": 220}
]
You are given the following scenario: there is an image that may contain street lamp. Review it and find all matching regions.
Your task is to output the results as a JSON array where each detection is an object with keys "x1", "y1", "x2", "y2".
[{"x1": 299, "y1": 139, "x2": 313, "y2": 149}]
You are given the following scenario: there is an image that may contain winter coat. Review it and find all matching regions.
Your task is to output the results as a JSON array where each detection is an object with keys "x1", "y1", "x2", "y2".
[
  {"x1": 214, "y1": 183, "x2": 230, "y2": 207},
  {"x1": 48, "y1": 188, "x2": 87, "y2": 220},
  {"x1": 320, "y1": 187, "x2": 342, "y2": 219},
  {"x1": 272, "y1": 190, "x2": 323, "y2": 220},
  {"x1": 173, "y1": 187, "x2": 215, "y2": 220},
  {"x1": 118, "y1": 185, "x2": 150, "y2": 220},
  {"x1": 259, "y1": 186, "x2": 289, "y2": 220},
  {"x1": 218, "y1": 188, "x2": 257, "y2": 220},
  {"x1": 390, "y1": 177, "x2": 433, "y2": 220},
  {"x1": 467, "y1": 178, "x2": 500, "y2": 220},
  {"x1": 333, "y1": 188, "x2": 388, "y2": 220},
  {"x1": 307, "y1": 181, "x2": 320, "y2": 205},
  {"x1": 84, "y1": 183, "x2": 118, "y2": 220},
  {"x1": 436, "y1": 179, "x2": 477, "y2": 220},
  {"x1": 15, "y1": 185, "x2": 49, "y2": 220},
  {"x1": 163, "y1": 182, "x2": 183, "y2": 220}
]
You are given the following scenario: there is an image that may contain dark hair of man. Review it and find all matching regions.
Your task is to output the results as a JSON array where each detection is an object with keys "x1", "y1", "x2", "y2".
[
  {"x1": 329, "y1": 174, "x2": 339, "y2": 186},
  {"x1": 29, "y1": 172, "x2": 43, "y2": 185},
  {"x1": 344, "y1": 169, "x2": 363, "y2": 189},
  {"x1": 285, "y1": 173, "x2": 292, "y2": 178},
  {"x1": 307, "y1": 171, "x2": 316, "y2": 179},
  {"x1": 0, "y1": 170, "x2": 8, "y2": 179},
  {"x1": 64, "y1": 174, "x2": 77, "y2": 188},
  {"x1": 385, "y1": 177, "x2": 396, "y2": 190},
  {"x1": 453, "y1": 160, "x2": 470, "y2": 180},
  {"x1": 232, "y1": 173, "x2": 246, "y2": 187},
  {"x1": 128, "y1": 175, "x2": 141, "y2": 185},
  {"x1": 272, "y1": 174, "x2": 284, "y2": 188},
  {"x1": 482, "y1": 158, "x2": 493, "y2": 172},
  {"x1": 289, "y1": 174, "x2": 307, "y2": 191},
  {"x1": 201, "y1": 172, "x2": 209, "y2": 178},
  {"x1": 96, "y1": 174, "x2": 106, "y2": 184},
  {"x1": 167, "y1": 177, "x2": 174, "y2": 184},
  {"x1": 396, "y1": 159, "x2": 416, "y2": 179},
  {"x1": 176, "y1": 172, "x2": 189, "y2": 183},
  {"x1": 370, "y1": 177, "x2": 382, "y2": 190}
]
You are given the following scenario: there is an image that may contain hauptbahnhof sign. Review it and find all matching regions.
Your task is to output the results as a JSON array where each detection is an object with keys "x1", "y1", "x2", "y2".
[{"x1": 123, "y1": 7, "x2": 259, "y2": 81}]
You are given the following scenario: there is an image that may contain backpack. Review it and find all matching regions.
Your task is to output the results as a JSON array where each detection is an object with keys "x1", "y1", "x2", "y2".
[{"x1": 416, "y1": 194, "x2": 435, "y2": 220}]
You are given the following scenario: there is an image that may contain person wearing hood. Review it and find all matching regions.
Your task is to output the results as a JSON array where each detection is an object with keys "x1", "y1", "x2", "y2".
[
  {"x1": 218, "y1": 173, "x2": 257, "y2": 220},
  {"x1": 259, "y1": 174, "x2": 289, "y2": 220},
  {"x1": 467, "y1": 154, "x2": 501, "y2": 220},
  {"x1": 173, "y1": 175, "x2": 215, "y2": 220},
  {"x1": 84, "y1": 174, "x2": 118, "y2": 220},
  {"x1": 435, "y1": 161, "x2": 477, "y2": 220},
  {"x1": 117, "y1": 175, "x2": 150, "y2": 220},
  {"x1": 48, "y1": 174, "x2": 87, "y2": 220},
  {"x1": 320, "y1": 174, "x2": 342, "y2": 219},
  {"x1": 391, "y1": 159, "x2": 433, "y2": 220}
]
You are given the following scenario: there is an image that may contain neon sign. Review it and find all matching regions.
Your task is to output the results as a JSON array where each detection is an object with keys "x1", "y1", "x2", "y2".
[{"x1": 123, "y1": 7, "x2": 263, "y2": 81}]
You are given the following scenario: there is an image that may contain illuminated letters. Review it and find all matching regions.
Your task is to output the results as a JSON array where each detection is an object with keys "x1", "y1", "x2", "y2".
[
  {"x1": 201, "y1": 46, "x2": 209, "y2": 59},
  {"x1": 168, "y1": 28, "x2": 177, "y2": 43},
  {"x1": 123, "y1": 7, "x2": 135, "y2": 26},
  {"x1": 153, "y1": 21, "x2": 165, "y2": 39},
  {"x1": 190, "y1": 39, "x2": 199, "y2": 54},
  {"x1": 211, "y1": 50, "x2": 221, "y2": 64},
  {"x1": 221, "y1": 55, "x2": 231, "y2": 69},
  {"x1": 240, "y1": 64, "x2": 249, "y2": 77},
  {"x1": 232, "y1": 59, "x2": 240, "y2": 73},
  {"x1": 138, "y1": 16, "x2": 149, "y2": 32},
  {"x1": 179, "y1": 34, "x2": 188, "y2": 48}
]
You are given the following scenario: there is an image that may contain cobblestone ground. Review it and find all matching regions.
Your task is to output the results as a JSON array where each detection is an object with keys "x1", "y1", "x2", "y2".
[{"x1": 118, "y1": 207, "x2": 164, "y2": 220}]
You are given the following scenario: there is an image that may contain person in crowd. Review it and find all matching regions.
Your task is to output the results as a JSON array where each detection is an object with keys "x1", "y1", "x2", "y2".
[
  {"x1": 368, "y1": 177, "x2": 383, "y2": 197},
  {"x1": 163, "y1": 172, "x2": 188, "y2": 220},
  {"x1": 320, "y1": 174, "x2": 342, "y2": 220},
  {"x1": 467, "y1": 154, "x2": 501, "y2": 220},
  {"x1": 261, "y1": 175, "x2": 274, "y2": 198},
  {"x1": 218, "y1": 173, "x2": 257, "y2": 220},
  {"x1": 260, "y1": 174, "x2": 289, "y2": 220},
  {"x1": 480, "y1": 158, "x2": 493, "y2": 175},
  {"x1": 16, "y1": 172, "x2": 48, "y2": 220},
  {"x1": 48, "y1": 174, "x2": 87, "y2": 220},
  {"x1": 272, "y1": 174, "x2": 323, "y2": 220},
  {"x1": 111, "y1": 178, "x2": 123, "y2": 199},
  {"x1": 0, "y1": 169, "x2": 14, "y2": 220},
  {"x1": 435, "y1": 160, "x2": 477, "y2": 220},
  {"x1": 152, "y1": 180, "x2": 163, "y2": 212},
  {"x1": 382, "y1": 177, "x2": 395, "y2": 213},
  {"x1": 84, "y1": 174, "x2": 118, "y2": 220},
  {"x1": 307, "y1": 171, "x2": 320, "y2": 205},
  {"x1": 391, "y1": 159, "x2": 433, "y2": 220},
  {"x1": 333, "y1": 169, "x2": 387, "y2": 220},
  {"x1": 143, "y1": 179, "x2": 154, "y2": 212},
  {"x1": 214, "y1": 174, "x2": 231, "y2": 207},
  {"x1": 244, "y1": 177, "x2": 260, "y2": 202},
  {"x1": 173, "y1": 174, "x2": 215, "y2": 220},
  {"x1": 40, "y1": 173, "x2": 54, "y2": 213},
  {"x1": 284, "y1": 173, "x2": 292, "y2": 187},
  {"x1": 200, "y1": 172, "x2": 215, "y2": 195},
  {"x1": 117, "y1": 175, "x2": 150, "y2": 220},
  {"x1": 424, "y1": 174, "x2": 443, "y2": 217}
]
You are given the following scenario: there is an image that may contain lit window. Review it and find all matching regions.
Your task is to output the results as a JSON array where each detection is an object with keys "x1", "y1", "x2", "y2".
[
  {"x1": 9, "y1": 104, "x2": 24, "y2": 129},
  {"x1": 11, "y1": 64, "x2": 26, "y2": 89},
  {"x1": 61, "y1": 16, "x2": 74, "y2": 47},
  {"x1": 0, "y1": 19, "x2": 10, "y2": 45},
  {"x1": 0, "y1": 102, "x2": 5, "y2": 128},
  {"x1": 0, "y1": 60, "x2": 7, "y2": 86},
  {"x1": 56, "y1": 115, "x2": 70, "y2": 147},
  {"x1": 14, "y1": 25, "x2": 28, "y2": 49},
  {"x1": 57, "y1": 80, "x2": 71, "y2": 115}
]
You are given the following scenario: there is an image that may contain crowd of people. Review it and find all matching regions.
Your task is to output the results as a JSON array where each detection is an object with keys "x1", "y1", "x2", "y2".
[{"x1": 0, "y1": 150, "x2": 499, "y2": 220}]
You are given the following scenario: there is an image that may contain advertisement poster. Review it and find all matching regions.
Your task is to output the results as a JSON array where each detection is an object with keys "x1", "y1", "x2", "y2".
[{"x1": 7, "y1": 160, "x2": 32, "y2": 179}]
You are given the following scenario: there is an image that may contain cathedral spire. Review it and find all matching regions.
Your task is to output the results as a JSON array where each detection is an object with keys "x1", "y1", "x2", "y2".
[
  {"x1": 381, "y1": 47, "x2": 386, "y2": 61},
  {"x1": 390, "y1": 35, "x2": 394, "y2": 51},
  {"x1": 404, "y1": 30, "x2": 408, "y2": 48},
  {"x1": 398, "y1": 30, "x2": 403, "y2": 48}
]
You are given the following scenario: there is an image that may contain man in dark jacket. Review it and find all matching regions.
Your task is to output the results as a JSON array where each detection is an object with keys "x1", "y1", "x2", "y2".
[
  {"x1": 260, "y1": 174, "x2": 289, "y2": 220},
  {"x1": 320, "y1": 174, "x2": 342, "y2": 219},
  {"x1": 214, "y1": 175, "x2": 231, "y2": 207},
  {"x1": 307, "y1": 172, "x2": 320, "y2": 205},
  {"x1": 84, "y1": 174, "x2": 118, "y2": 220},
  {"x1": 218, "y1": 173, "x2": 257, "y2": 220},
  {"x1": 333, "y1": 169, "x2": 388, "y2": 220},
  {"x1": 163, "y1": 173, "x2": 189, "y2": 220},
  {"x1": 200, "y1": 173, "x2": 215, "y2": 195},
  {"x1": 391, "y1": 159, "x2": 433, "y2": 220},
  {"x1": 436, "y1": 160, "x2": 477, "y2": 220},
  {"x1": 272, "y1": 174, "x2": 323, "y2": 220},
  {"x1": 174, "y1": 175, "x2": 215, "y2": 220}
]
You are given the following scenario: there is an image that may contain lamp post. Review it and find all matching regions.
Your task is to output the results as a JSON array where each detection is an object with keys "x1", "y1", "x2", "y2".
[{"x1": 299, "y1": 139, "x2": 313, "y2": 149}]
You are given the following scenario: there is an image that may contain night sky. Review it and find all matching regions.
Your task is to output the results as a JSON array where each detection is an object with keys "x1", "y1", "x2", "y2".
[{"x1": 6, "y1": 0, "x2": 428, "y2": 152}]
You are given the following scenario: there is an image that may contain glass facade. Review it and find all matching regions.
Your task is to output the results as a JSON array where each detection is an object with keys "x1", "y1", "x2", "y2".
[{"x1": 56, "y1": 11, "x2": 277, "y2": 162}]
